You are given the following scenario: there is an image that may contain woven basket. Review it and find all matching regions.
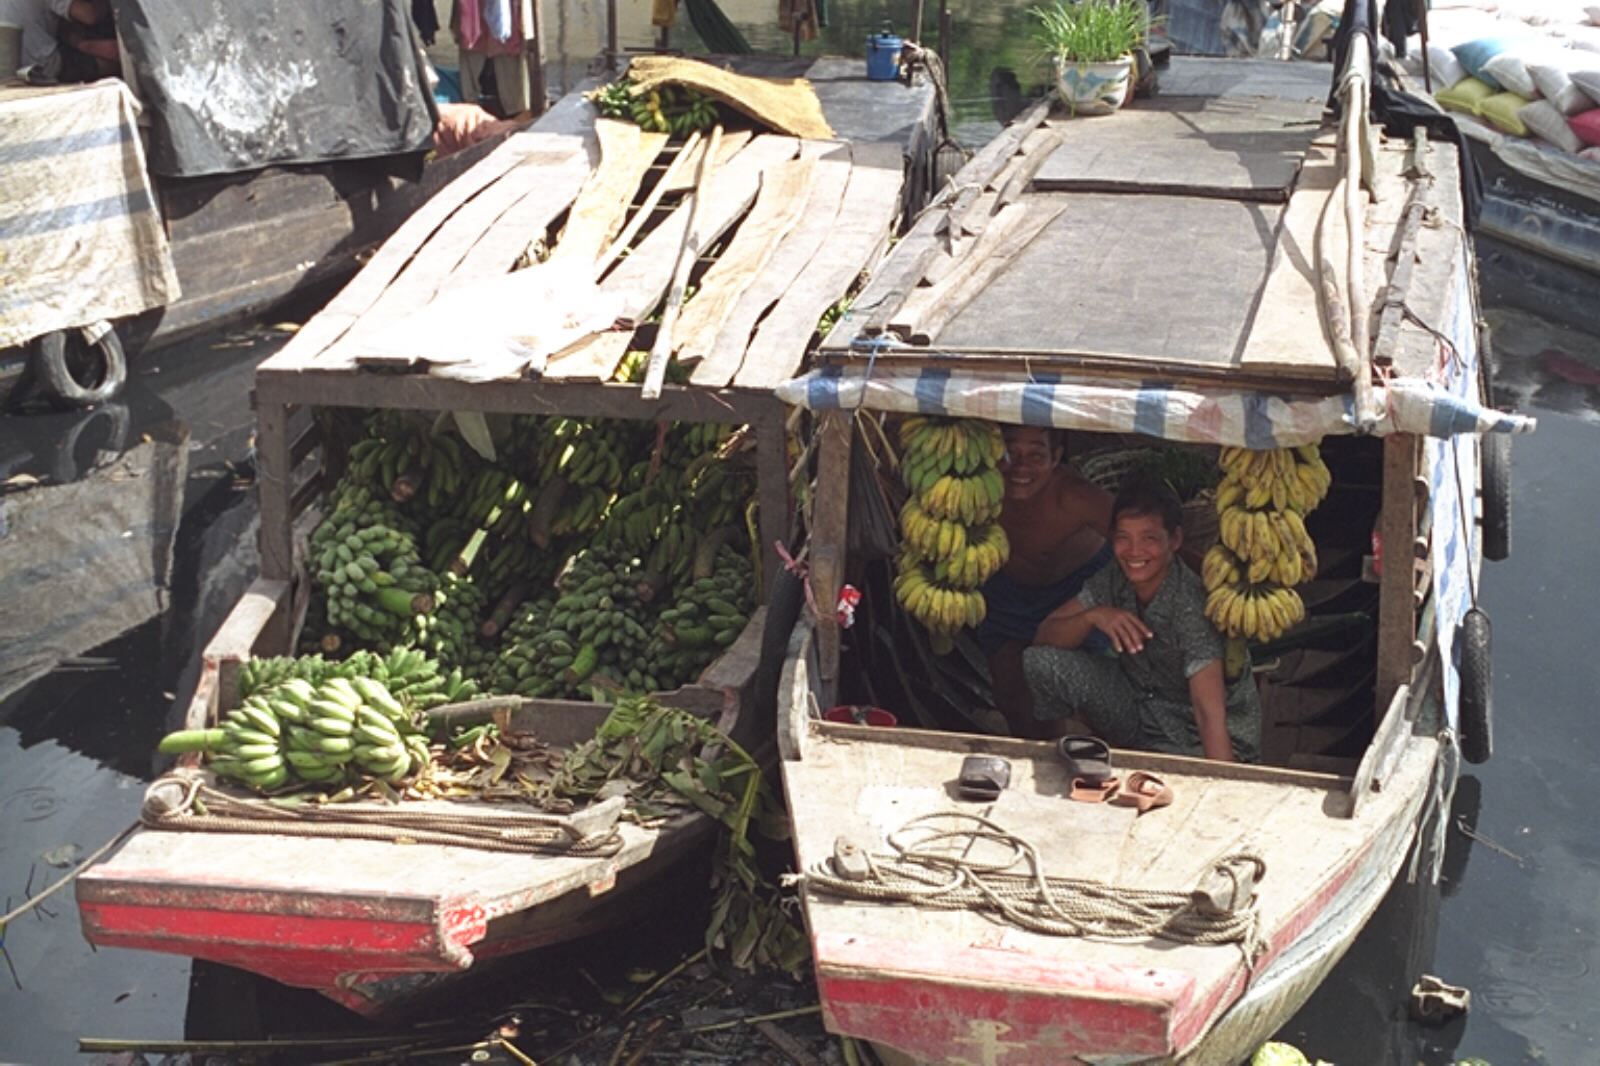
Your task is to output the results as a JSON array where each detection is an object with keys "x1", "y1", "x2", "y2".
[{"x1": 1076, "y1": 448, "x2": 1219, "y2": 554}]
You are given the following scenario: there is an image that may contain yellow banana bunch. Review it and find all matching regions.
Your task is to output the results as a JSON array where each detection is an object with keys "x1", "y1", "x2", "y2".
[
  {"x1": 899, "y1": 416, "x2": 1005, "y2": 477},
  {"x1": 1204, "y1": 582, "x2": 1306, "y2": 643},
  {"x1": 921, "y1": 470, "x2": 1005, "y2": 525},
  {"x1": 1201, "y1": 543, "x2": 1244, "y2": 589},
  {"x1": 893, "y1": 561, "x2": 988, "y2": 637}
]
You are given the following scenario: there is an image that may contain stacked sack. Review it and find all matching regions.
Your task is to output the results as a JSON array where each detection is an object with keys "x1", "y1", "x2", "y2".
[
  {"x1": 892, "y1": 417, "x2": 1010, "y2": 655},
  {"x1": 1424, "y1": 11, "x2": 1600, "y2": 163}
]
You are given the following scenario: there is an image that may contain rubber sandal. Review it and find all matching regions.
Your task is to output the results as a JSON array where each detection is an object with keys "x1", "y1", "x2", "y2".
[
  {"x1": 1070, "y1": 775, "x2": 1121, "y2": 802},
  {"x1": 1057, "y1": 735, "x2": 1113, "y2": 784},
  {"x1": 957, "y1": 755, "x2": 1011, "y2": 802},
  {"x1": 1110, "y1": 770, "x2": 1174, "y2": 814}
]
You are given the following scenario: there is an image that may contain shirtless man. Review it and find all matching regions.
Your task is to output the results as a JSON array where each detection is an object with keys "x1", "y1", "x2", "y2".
[{"x1": 976, "y1": 425, "x2": 1113, "y2": 737}]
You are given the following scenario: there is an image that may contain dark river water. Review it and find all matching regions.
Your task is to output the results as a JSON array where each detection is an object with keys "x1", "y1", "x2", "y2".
[{"x1": 4, "y1": 42, "x2": 1600, "y2": 1066}]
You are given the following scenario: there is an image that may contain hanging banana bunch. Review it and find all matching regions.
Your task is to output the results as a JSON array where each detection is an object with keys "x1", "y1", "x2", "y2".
[
  {"x1": 892, "y1": 416, "x2": 1010, "y2": 655},
  {"x1": 1202, "y1": 443, "x2": 1332, "y2": 646}
]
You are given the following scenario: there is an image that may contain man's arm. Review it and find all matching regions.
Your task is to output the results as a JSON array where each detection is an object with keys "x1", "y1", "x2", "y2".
[
  {"x1": 1186, "y1": 660, "x2": 1235, "y2": 761},
  {"x1": 1035, "y1": 596, "x2": 1153, "y2": 653}
]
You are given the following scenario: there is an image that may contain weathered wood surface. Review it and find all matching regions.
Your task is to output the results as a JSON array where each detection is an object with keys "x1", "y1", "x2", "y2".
[
  {"x1": 264, "y1": 128, "x2": 595, "y2": 373},
  {"x1": 598, "y1": 135, "x2": 801, "y2": 327},
  {"x1": 657, "y1": 129, "x2": 753, "y2": 194},
  {"x1": 934, "y1": 193, "x2": 1284, "y2": 366},
  {"x1": 830, "y1": 97, "x2": 1052, "y2": 343},
  {"x1": 1235, "y1": 137, "x2": 1342, "y2": 379},
  {"x1": 737, "y1": 140, "x2": 907, "y2": 390},
  {"x1": 674, "y1": 155, "x2": 817, "y2": 379},
  {"x1": 542, "y1": 118, "x2": 669, "y2": 270},
  {"x1": 643, "y1": 125, "x2": 724, "y2": 400},
  {"x1": 781, "y1": 719, "x2": 1440, "y2": 1063},
  {"x1": 893, "y1": 198, "x2": 1068, "y2": 346},
  {"x1": 1033, "y1": 95, "x2": 1324, "y2": 201},
  {"x1": 689, "y1": 142, "x2": 854, "y2": 388}
]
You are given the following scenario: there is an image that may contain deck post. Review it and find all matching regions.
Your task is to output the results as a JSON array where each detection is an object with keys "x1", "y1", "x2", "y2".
[
  {"x1": 254, "y1": 396, "x2": 297, "y2": 655},
  {"x1": 755, "y1": 407, "x2": 791, "y2": 603},
  {"x1": 1376, "y1": 431, "x2": 1421, "y2": 711},
  {"x1": 810, "y1": 408, "x2": 853, "y2": 697}
]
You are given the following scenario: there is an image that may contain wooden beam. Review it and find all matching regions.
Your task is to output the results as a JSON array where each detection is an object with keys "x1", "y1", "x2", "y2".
[
  {"x1": 756, "y1": 411, "x2": 791, "y2": 603},
  {"x1": 1348, "y1": 683, "x2": 1412, "y2": 818},
  {"x1": 643, "y1": 126, "x2": 722, "y2": 401},
  {"x1": 255, "y1": 398, "x2": 295, "y2": 589},
  {"x1": 810, "y1": 408, "x2": 853, "y2": 694},
  {"x1": 1376, "y1": 432, "x2": 1421, "y2": 711}
]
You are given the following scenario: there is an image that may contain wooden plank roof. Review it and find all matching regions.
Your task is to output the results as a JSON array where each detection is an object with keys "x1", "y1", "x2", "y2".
[{"x1": 258, "y1": 60, "x2": 933, "y2": 396}]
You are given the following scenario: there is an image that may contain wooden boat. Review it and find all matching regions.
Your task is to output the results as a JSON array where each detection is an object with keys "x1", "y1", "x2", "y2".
[
  {"x1": 769, "y1": 31, "x2": 1535, "y2": 1066},
  {"x1": 75, "y1": 56, "x2": 941, "y2": 1017}
]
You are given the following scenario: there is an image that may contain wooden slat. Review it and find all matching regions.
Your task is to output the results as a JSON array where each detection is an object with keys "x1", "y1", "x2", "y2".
[
  {"x1": 442, "y1": 148, "x2": 603, "y2": 288},
  {"x1": 677, "y1": 155, "x2": 818, "y2": 386},
  {"x1": 735, "y1": 140, "x2": 907, "y2": 390},
  {"x1": 643, "y1": 125, "x2": 723, "y2": 400},
  {"x1": 1237, "y1": 139, "x2": 1343, "y2": 378},
  {"x1": 657, "y1": 129, "x2": 753, "y2": 194},
  {"x1": 896, "y1": 199, "x2": 1068, "y2": 346},
  {"x1": 889, "y1": 202, "x2": 1028, "y2": 340},
  {"x1": 1376, "y1": 432, "x2": 1421, "y2": 711},
  {"x1": 345, "y1": 140, "x2": 597, "y2": 353},
  {"x1": 1348, "y1": 683, "x2": 1411, "y2": 818},
  {"x1": 921, "y1": 190, "x2": 999, "y2": 287},
  {"x1": 542, "y1": 329, "x2": 634, "y2": 382},
  {"x1": 690, "y1": 142, "x2": 853, "y2": 386},
  {"x1": 596, "y1": 135, "x2": 801, "y2": 326},
  {"x1": 810, "y1": 408, "x2": 853, "y2": 694},
  {"x1": 544, "y1": 118, "x2": 670, "y2": 269},
  {"x1": 835, "y1": 97, "x2": 1051, "y2": 342},
  {"x1": 262, "y1": 130, "x2": 589, "y2": 372}
]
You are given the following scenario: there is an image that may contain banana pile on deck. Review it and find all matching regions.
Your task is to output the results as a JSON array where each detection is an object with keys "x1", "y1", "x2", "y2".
[
  {"x1": 1202, "y1": 444, "x2": 1332, "y2": 644},
  {"x1": 892, "y1": 416, "x2": 1010, "y2": 655},
  {"x1": 159, "y1": 396, "x2": 763, "y2": 795},
  {"x1": 158, "y1": 649, "x2": 463, "y2": 790}
]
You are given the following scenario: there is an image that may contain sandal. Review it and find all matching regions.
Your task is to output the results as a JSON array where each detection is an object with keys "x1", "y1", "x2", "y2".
[
  {"x1": 1070, "y1": 775, "x2": 1121, "y2": 803},
  {"x1": 1109, "y1": 771, "x2": 1174, "y2": 814},
  {"x1": 957, "y1": 755, "x2": 1011, "y2": 802},
  {"x1": 1057, "y1": 735, "x2": 1113, "y2": 784}
]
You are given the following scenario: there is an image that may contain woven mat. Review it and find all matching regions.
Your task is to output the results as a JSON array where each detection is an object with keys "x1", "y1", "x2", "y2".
[{"x1": 626, "y1": 55, "x2": 833, "y2": 140}]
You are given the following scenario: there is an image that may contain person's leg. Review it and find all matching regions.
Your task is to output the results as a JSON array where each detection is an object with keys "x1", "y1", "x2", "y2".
[
  {"x1": 1022, "y1": 645, "x2": 1140, "y2": 748},
  {"x1": 989, "y1": 639, "x2": 1043, "y2": 738}
]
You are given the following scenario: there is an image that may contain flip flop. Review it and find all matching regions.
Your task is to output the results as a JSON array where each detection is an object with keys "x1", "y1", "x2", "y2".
[
  {"x1": 1057, "y1": 735, "x2": 1113, "y2": 784},
  {"x1": 1070, "y1": 775, "x2": 1121, "y2": 803},
  {"x1": 1110, "y1": 771, "x2": 1174, "y2": 814},
  {"x1": 957, "y1": 755, "x2": 1011, "y2": 802}
]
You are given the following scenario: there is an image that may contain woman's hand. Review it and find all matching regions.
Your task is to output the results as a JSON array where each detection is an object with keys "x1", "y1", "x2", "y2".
[{"x1": 1090, "y1": 607, "x2": 1153, "y2": 654}]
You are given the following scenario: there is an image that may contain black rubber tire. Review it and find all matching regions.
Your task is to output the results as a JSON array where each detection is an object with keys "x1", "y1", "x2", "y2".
[
  {"x1": 1481, "y1": 432, "x2": 1511, "y2": 562},
  {"x1": 1457, "y1": 607, "x2": 1493, "y2": 765},
  {"x1": 31, "y1": 326, "x2": 127, "y2": 408},
  {"x1": 49, "y1": 401, "x2": 131, "y2": 484}
]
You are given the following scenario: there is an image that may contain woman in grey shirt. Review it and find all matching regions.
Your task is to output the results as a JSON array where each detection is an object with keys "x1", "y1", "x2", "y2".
[{"x1": 1023, "y1": 478, "x2": 1261, "y2": 763}]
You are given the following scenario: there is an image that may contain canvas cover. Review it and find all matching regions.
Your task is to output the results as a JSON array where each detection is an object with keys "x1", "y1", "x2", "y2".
[{"x1": 117, "y1": 0, "x2": 438, "y2": 176}]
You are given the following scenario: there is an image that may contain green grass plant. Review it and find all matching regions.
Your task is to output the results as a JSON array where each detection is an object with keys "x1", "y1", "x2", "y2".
[{"x1": 1028, "y1": 0, "x2": 1148, "y2": 64}]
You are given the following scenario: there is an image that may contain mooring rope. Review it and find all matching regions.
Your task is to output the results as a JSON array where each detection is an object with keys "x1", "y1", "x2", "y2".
[
  {"x1": 792, "y1": 811, "x2": 1267, "y2": 954},
  {"x1": 141, "y1": 773, "x2": 624, "y2": 857}
]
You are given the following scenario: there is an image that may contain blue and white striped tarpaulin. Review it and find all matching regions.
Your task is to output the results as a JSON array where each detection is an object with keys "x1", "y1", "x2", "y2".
[
  {"x1": 0, "y1": 81, "x2": 179, "y2": 348},
  {"x1": 774, "y1": 366, "x2": 1536, "y2": 445}
]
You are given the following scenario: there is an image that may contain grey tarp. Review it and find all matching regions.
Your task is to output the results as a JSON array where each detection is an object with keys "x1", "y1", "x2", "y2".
[{"x1": 116, "y1": 0, "x2": 438, "y2": 177}]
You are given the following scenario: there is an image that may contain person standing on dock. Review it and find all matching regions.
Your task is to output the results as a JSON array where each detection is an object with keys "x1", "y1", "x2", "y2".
[
  {"x1": 978, "y1": 424, "x2": 1114, "y2": 738},
  {"x1": 1023, "y1": 479, "x2": 1260, "y2": 763}
]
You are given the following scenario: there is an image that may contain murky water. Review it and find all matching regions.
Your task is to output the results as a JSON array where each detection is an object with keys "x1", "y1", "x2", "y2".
[{"x1": 6, "y1": 15, "x2": 1600, "y2": 1063}]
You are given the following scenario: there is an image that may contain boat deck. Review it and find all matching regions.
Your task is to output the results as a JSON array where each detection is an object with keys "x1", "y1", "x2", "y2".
[{"x1": 784, "y1": 719, "x2": 1439, "y2": 1063}]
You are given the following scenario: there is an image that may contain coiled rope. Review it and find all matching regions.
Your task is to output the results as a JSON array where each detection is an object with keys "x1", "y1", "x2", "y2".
[
  {"x1": 141, "y1": 772, "x2": 624, "y2": 857},
  {"x1": 793, "y1": 811, "x2": 1266, "y2": 954}
]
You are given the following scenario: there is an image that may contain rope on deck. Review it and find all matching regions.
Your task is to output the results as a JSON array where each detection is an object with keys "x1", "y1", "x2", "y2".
[
  {"x1": 790, "y1": 811, "x2": 1267, "y2": 954},
  {"x1": 140, "y1": 772, "x2": 624, "y2": 857}
]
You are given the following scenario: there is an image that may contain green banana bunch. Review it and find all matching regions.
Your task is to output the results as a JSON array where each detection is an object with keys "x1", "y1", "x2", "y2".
[
  {"x1": 647, "y1": 543, "x2": 755, "y2": 689},
  {"x1": 310, "y1": 477, "x2": 438, "y2": 646}
]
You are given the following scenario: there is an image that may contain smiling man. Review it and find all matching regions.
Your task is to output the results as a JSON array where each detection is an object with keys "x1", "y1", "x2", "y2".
[
  {"x1": 1023, "y1": 478, "x2": 1260, "y2": 763},
  {"x1": 977, "y1": 424, "x2": 1113, "y2": 737}
]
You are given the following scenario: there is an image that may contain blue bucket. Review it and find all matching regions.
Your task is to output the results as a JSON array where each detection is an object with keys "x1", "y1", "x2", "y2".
[{"x1": 865, "y1": 27, "x2": 902, "y2": 81}]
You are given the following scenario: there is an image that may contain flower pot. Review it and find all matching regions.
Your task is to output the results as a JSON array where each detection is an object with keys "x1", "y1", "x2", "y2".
[{"x1": 1053, "y1": 54, "x2": 1134, "y2": 116}]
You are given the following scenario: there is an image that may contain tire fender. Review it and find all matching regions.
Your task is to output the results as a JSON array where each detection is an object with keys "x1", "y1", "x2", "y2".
[
  {"x1": 31, "y1": 321, "x2": 127, "y2": 408},
  {"x1": 1480, "y1": 432, "x2": 1511, "y2": 562},
  {"x1": 1457, "y1": 606, "x2": 1493, "y2": 765}
]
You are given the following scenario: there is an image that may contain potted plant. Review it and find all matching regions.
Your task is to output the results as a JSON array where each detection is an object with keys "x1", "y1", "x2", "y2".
[{"x1": 1029, "y1": 0, "x2": 1150, "y2": 116}]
